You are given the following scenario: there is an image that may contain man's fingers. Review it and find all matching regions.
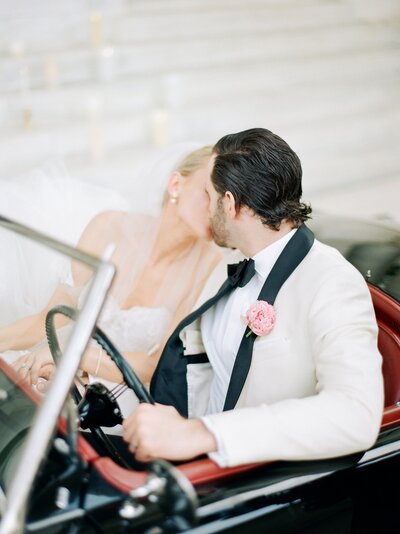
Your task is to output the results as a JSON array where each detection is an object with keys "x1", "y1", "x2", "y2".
[
  {"x1": 134, "y1": 447, "x2": 153, "y2": 463},
  {"x1": 123, "y1": 415, "x2": 137, "y2": 445},
  {"x1": 127, "y1": 426, "x2": 138, "y2": 449}
]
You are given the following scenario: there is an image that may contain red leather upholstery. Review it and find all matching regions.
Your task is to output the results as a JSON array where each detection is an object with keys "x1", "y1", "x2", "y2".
[
  {"x1": 0, "y1": 359, "x2": 100, "y2": 464},
  {"x1": 381, "y1": 404, "x2": 400, "y2": 430},
  {"x1": 93, "y1": 456, "x2": 266, "y2": 493},
  {"x1": 368, "y1": 284, "x2": 400, "y2": 407},
  {"x1": 369, "y1": 284, "x2": 400, "y2": 430}
]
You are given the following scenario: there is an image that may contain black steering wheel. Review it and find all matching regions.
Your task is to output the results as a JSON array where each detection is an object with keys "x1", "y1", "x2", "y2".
[{"x1": 45, "y1": 305, "x2": 154, "y2": 467}]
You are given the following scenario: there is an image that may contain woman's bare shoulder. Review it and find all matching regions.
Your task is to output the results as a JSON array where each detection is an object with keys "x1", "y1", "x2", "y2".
[
  {"x1": 92, "y1": 210, "x2": 157, "y2": 228},
  {"x1": 85, "y1": 210, "x2": 129, "y2": 229},
  {"x1": 78, "y1": 211, "x2": 157, "y2": 254}
]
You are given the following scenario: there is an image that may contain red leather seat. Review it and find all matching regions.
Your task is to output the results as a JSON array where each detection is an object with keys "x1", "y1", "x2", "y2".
[
  {"x1": 369, "y1": 284, "x2": 400, "y2": 431},
  {"x1": 369, "y1": 284, "x2": 400, "y2": 406}
]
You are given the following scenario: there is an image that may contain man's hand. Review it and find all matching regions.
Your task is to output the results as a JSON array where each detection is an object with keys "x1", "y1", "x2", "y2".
[{"x1": 122, "y1": 403, "x2": 217, "y2": 462}]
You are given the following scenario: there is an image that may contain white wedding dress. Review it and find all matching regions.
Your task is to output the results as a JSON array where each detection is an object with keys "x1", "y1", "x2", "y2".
[
  {"x1": 0, "y1": 160, "x2": 130, "y2": 327},
  {"x1": 90, "y1": 298, "x2": 172, "y2": 434}
]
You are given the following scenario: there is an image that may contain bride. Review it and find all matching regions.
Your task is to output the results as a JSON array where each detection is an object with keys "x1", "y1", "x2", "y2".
[{"x1": 0, "y1": 145, "x2": 222, "y2": 422}]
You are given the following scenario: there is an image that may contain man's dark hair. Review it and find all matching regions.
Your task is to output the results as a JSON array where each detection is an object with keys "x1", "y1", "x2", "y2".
[{"x1": 212, "y1": 128, "x2": 312, "y2": 230}]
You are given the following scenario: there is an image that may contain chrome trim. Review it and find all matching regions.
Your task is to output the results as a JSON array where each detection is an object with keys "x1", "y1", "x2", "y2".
[
  {"x1": 0, "y1": 216, "x2": 115, "y2": 534},
  {"x1": 197, "y1": 471, "x2": 333, "y2": 519},
  {"x1": 198, "y1": 438, "x2": 400, "y2": 520},
  {"x1": 0, "y1": 215, "x2": 101, "y2": 269},
  {"x1": 26, "y1": 509, "x2": 85, "y2": 532},
  {"x1": 358, "y1": 439, "x2": 400, "y2": 464},
  {"x1": 190, "y1": 503, "x2": 287, "y2": 534}
]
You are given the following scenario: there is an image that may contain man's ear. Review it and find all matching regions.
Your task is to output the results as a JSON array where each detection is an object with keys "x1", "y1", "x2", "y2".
[
  {"x1": 225, "y1": 191, "x2": 238, "y2": 219},
  {"x1": 167, "y1": 171, "x2": 182, "y2": 198}
]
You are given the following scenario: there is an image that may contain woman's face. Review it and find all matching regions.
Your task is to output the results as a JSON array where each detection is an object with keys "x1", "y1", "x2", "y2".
[{"x1": 176, "y1": 159, "x2": 212, "y2": 240}]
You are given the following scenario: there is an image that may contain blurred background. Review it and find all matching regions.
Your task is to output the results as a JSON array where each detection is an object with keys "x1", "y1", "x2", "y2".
[{"x1": 0, "y1": 0, "x2": 399, "y2": 234}]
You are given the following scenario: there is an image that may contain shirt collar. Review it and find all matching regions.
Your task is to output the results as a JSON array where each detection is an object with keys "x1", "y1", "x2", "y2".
[{"x1": 252, "y1": 228, "x2": 297, "y2": 280}]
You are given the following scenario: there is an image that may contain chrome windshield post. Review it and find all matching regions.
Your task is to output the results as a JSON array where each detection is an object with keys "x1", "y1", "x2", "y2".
[{"x1": 0, "y1": 216, "x2": 115, "y2": 534}]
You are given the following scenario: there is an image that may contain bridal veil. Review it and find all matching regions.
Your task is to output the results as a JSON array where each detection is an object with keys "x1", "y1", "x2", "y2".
[{"x1": 0, "y1": 142, "x2": 216, "y2": 331}]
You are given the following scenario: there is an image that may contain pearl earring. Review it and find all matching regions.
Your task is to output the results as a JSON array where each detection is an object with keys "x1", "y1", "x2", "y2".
[{"x1": 170, "y1": 193, "x2": 178, "y2": 204}]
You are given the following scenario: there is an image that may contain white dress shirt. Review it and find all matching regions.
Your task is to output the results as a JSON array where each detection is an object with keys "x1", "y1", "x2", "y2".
[{"x1": 201, "y1": 228, "x2": 297, "y2": 415}]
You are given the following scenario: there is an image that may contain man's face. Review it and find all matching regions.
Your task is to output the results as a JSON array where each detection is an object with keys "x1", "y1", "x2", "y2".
[{"x1": 205, "y1": 156, "x2": 230, "y2": 247}]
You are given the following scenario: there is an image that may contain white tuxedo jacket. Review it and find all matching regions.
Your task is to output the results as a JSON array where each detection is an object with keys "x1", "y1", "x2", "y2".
[{"x1": 179, "y1": 240, "x2": 384, "y2": 466}]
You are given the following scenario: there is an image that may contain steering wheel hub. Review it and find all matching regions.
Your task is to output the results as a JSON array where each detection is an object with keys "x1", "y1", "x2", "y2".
[{"x1": 78, "y1": 382, "x2": 123, "y2": 429}]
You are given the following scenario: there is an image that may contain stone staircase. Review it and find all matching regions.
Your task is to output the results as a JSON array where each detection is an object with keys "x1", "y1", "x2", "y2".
[{"x1": 0, "y1": 0, "x2": 399, "y2": 223}]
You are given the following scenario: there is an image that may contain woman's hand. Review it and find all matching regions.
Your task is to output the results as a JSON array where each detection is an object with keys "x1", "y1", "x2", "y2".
[{"x1": 11, "y1": 344, "x2": 54, "y2": 386}]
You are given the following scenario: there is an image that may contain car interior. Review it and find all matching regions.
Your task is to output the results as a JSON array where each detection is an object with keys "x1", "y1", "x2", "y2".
[{"x1": 1, "y1": 281, "x2": 398, "y2": 502}]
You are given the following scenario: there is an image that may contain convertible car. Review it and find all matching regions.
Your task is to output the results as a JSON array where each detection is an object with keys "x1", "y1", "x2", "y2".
[{"x1": 0, "y1": 213, "x2": 399, "y2": 534}]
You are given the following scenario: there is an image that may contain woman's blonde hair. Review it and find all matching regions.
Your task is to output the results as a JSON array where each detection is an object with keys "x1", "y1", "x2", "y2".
[
  {"x1": 163, "y1": 145, "x2": 213, "y2": 204},
  {"x1": 176, "y1": 145, "x2": 213, "y2": 176}
]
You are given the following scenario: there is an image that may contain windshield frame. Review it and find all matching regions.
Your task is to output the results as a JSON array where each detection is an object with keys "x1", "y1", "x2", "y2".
[{"x1": 0, "y1": 215, "x2": 115, "y2": 534}]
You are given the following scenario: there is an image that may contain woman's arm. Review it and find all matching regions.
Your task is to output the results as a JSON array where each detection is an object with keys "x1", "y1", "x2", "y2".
[
  {"x1": 15, "y1": 344, "x2": 154, "y2": 388},
  {"x1": 0, "y1": 285, "x2": 77, "y2": 352},
  {"x1": 0, "y1": 211, "x2": 123, "y2": 353},
  {"x1": 81, "y1": 347, "x2": 155, "y2": 386}
]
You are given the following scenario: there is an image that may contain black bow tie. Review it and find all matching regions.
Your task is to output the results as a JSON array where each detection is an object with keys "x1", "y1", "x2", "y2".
[{"x1": 227, "y1": 258, "x2": 256, "y2": 288}]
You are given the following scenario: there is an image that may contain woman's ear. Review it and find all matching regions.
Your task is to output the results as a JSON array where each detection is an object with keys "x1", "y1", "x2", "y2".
[{"x1": 166, "y1": 171, "x2": 183, "y2": 199}]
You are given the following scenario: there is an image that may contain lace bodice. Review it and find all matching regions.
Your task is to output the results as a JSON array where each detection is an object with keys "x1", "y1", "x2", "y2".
[
  {"x1": 88, "y1": 300, "x2": 172, "y2": 433},
  {"x1": 98, "y1": 297, "x2": 172, "y2": 355}
]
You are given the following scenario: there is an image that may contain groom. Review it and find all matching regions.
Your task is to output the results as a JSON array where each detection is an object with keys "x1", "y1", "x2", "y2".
[{"x1": 123, "y1": 128, "x2": 383, "y2": 466}]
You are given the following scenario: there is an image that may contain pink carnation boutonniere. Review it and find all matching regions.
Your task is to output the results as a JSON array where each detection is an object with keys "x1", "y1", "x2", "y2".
[{"x1": 243, "y1": 300, "x2": 276, "y2": 338}]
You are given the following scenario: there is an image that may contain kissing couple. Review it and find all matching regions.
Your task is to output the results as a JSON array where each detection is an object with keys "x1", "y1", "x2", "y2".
[{"x1": 7, "y1": 127, "x2": 383, "y2": 467}]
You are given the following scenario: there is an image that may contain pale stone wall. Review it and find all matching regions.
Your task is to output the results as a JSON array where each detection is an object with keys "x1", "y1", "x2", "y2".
[{"x1": 0, "y1": 0, "x2": 399, "y2": 224}]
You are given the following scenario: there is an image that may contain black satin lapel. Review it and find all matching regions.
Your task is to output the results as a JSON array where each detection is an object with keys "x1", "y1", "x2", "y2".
[
  {"x1": 258, "y1": 224, "x2": 315, "y2": 304},
  {"x1": 150, "y1": 276, "x2": 234, "y2": 414},
  {"x1": 223, "y1": 225, "x2": 315, "y2": 411}
]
